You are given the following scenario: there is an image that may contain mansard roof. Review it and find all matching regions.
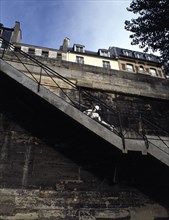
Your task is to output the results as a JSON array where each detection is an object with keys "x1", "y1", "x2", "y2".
[{"x1": 109, "y1": 46, "x2": 160, "y2": 63}]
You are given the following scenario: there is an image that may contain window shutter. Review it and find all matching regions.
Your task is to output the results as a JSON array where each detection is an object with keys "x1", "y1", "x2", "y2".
[{"x1": 121, "y1": 63, "x2": 126, "y2": 71}]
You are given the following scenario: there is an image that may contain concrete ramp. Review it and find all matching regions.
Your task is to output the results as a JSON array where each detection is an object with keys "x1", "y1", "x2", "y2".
[
  {"x1": 125, "y1": 135, "x2": 169, "y2": 166},
  {"x1": 146, "y1": 135, "x2": 169, "y2": 166},
  {"x1": 0, "y1": 59, "x2": 123, "y2": 151}
]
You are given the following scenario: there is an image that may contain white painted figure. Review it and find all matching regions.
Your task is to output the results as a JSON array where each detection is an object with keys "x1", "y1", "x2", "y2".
[
  {"x1": 83, "y1": 105, "x2": 115, "y2": 131},
  {"x1": 83, "y1": 105, "x2": 101, "y2": 122}
]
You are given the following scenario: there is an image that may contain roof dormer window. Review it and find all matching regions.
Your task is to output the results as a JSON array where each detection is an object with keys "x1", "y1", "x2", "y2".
[
  {"x1": 122, "y1": 50, "x2": 133, "y2": 57},
  {"x1": 134, "y1": 52, "x2": 143, "y2": 59},
  {"x1": 28, "y1": 48, "x2": 35, "y2": 55},
  {"x1": 99, "y1": 49, "x2": 110, "y2": 57},
  {"x1": 74, "y1": 44, "x2": 85, "y2": 53},
  {"x1": 145, "y1": 54, "x2": 151, "y2": 61}
]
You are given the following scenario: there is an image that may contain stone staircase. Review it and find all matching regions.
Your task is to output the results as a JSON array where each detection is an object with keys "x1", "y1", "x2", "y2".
[{"x1": 0, "y1": 59, "x2": 169, "y2": 166}]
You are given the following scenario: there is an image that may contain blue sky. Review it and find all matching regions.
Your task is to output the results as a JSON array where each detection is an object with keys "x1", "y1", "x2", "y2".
[{"x1": 0, "y1": 0, "x2": 143, "y2": 52}]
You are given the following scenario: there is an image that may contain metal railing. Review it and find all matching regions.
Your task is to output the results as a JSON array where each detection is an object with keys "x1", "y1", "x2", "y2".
[
  {"x1": 141, "y1": 116, "x2": 169, "y2": 150},
  {"x1": 0, "y1": 37, "x2": 169, "y2": 153},
  {"x1": 0, "y1": 38, "x2": 122, "y2": 134}
]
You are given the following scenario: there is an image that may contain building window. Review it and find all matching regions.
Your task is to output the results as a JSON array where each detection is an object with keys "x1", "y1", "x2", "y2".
[
  {"x1": 135, "y1": 52, "x2": 144, "y2": 59},
  {"x1": 28, "y1": 48, "x2": 35, "y2": 55},
  {"x1": 138, "y1": 65, "x2": 144, "y2": 73},
  {"x1": 35, "y1": 49, "x2": 42, "y2": 56},
  {"x1": 121, "y1": 63, "x2": 126, "y2": 71},
  {"x1": 74, "y1": 45, "x2": 85, "y2": 53},
  {"x1": 99, "y1": 49, "x2": 110, "y2": 57},
  {"x1": 103, "y1": 61, "x2": 110, "y2": 69},
  {"x1": 57, "y1": 53, "x2": 62, "y2": 60},
  {"x1": 14, "y1": 46, "x2": 21, "y2": 52},
  {"x1": 123, "y1": 50, "x2": 133, "y2": 57},
  {"x1": 21, "y1": 46, "x2": 28, "y2": 53},
  {"x1": 150, "y1": 68, "x2": 157, "y2": 76},
  {"x1": 42, "y1": 51, "x2": 48, "y2": 58},
  {"x1": 126, "y1": 64, "x2": 134, "y2": 72},
  {"x1": 76, "y1": 56, "x2": 84, "y2": 64},
  {"x1": 49, "y1": 51, "x2": 57, "y2": 58},
  {"x1": 135, "y1": 53, "x2": 140, "y2": 59},
  {"x1": 145, "y1": 55, "x2": 151, "y2": 61}
]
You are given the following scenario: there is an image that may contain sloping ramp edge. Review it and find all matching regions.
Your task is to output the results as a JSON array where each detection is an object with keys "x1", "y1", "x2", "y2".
[{"x1": 0, "y1": 59, "x2": 123, "y2": 151}]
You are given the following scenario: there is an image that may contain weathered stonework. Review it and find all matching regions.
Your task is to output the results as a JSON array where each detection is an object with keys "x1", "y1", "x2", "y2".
[
  {"x1": 3, "y1": 51, "x2": 169, "y2": 100},
  {"x1": 0, "y1": 52, "x2": 169, "y2": 219},
  {"x1": 0, "y1": 94, "x2": 169, "y2": 219}
]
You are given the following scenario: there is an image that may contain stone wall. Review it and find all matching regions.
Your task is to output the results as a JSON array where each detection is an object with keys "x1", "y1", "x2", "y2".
[
  {"x1": 0, "y1": 188, "x2": 168, "y2": 220},
  {"x1": 0, "y1": 52, "x2": 169, "y2": 219},
  {"x1": 2, "y1": 52, "x2": 169, "y2": 135},
  {"x1": 2, "y1": 51, "x2": 169, "y2": 100},
  {"x1": 0, "y1": 72, "x2": 169, "y2": 219},
  {"x1": 0, "y1": 109, "x2": 169, "y2": 220}
]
